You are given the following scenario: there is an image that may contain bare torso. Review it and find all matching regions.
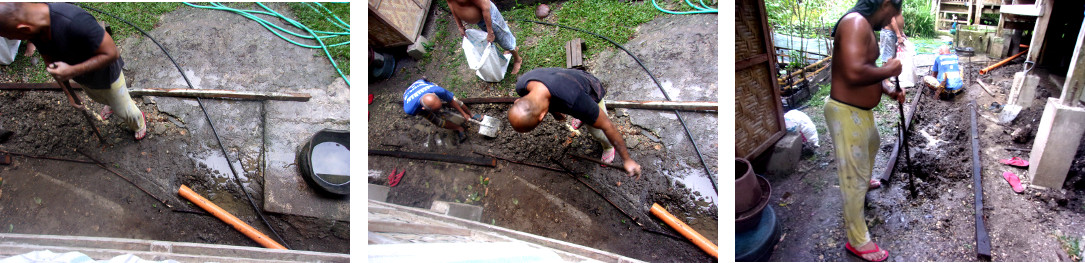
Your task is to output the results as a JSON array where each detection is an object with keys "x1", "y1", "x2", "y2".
[
  {"x1": 830, "y1": 13, "x2": 885, "y2": 109},
  {"x1": 447, "y1": 0, "x2": 484, "y2": 24}
]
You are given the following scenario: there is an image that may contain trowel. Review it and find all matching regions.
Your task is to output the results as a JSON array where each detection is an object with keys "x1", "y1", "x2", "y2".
[{"x1": 468, "y1": 114, "x2": 501, "y2": 138}]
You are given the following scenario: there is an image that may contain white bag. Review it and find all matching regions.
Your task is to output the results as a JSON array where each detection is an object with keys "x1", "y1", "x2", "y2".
[
  {"x1": 462, "y1": 29, "x2": 511, "y2": 82},
  {"x1": 784, "y1": 110, "x2": 819, "y2": 147},
  {"x1": 0, "y1": 37, "x2": 20, "y2": 66}
]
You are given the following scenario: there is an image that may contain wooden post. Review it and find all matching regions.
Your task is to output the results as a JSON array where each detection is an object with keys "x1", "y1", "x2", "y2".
[
  {"x1": 1061, "y1": 18, "x2": 1085, "y2": 105},
  {"x1": 1026, "y1": 0, "x2": 1052, "y2": 63}
]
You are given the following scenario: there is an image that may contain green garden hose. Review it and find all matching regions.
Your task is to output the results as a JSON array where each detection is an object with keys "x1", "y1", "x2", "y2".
[
  {"x1": 182, "y1": 2, "x2": 350, "y2": 86},
  {"x1": 652, "y1": 0, "x2": 717, "y2": 14}
]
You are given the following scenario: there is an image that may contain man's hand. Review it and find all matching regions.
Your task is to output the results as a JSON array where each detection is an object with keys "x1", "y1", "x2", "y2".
[
  {"x1": 886, "y1": 85, "x2": 906, "y2": 103},
  {"x1": 46, "y1": 62, "x2": 76, "y2": 82},
  {"x1": 459, "y1": 26, "x2": 467, "y2": 37},
  {"x1": 486, "y1": 30, "x2": 495, "y2": 43},
  {"x1": 883, "y1": 58, "x2": 903, "y2": 77},
  {"x1": 623, "y1": 159, "x2": 642, "y2": 180}
]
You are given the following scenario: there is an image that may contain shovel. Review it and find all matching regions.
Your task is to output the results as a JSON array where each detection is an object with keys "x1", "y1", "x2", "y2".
[
  {"x1": 50, "y1": 73, "x2": 104, "y2": 144},
  {"x1": 468, "y1": 114, "x2": 501, "y2": 138}
]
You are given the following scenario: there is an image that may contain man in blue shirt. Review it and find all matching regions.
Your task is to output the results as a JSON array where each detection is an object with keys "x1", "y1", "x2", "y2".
[
  {"x1": 403, "y1": 79, "x2": 475, "y2": 143},
  {"x1": 931, "y1": 46, "x2": 964, "y2": 99}
]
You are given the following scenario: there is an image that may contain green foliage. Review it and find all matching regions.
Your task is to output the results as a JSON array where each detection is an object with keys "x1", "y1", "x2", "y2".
[
  {"x1": 1058, "y1": 234, "x2": 1082, "y2": 261},
  {"x1": 765, "y1": 0, "x2": 850, "y2": 36},
  {"x1": 83, "y1": 2, "x2": 182, "y2": 42},
  {"x1": 505, "y1": 0, "x2": 660, "y2": 73},
  {"x1": 286, "y1": 2, "x2": 350, "y2": 75},
  {"x1": 902, "y1": 0, "x2": 935, "y2": 38}
]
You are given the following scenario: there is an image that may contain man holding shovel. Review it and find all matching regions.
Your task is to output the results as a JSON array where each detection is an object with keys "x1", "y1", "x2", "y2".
[
  {"x1": 826, "y1": 0, "x2": 905, "y2": 261},
  {"x1": 0, "y1": 2, "x2": 146, "y2": 140},
  {"x1": 403, "y1": 79, "x2": 476, "y2": 143},
  {"x1": 508, "y1": 68, "x2": 642, "y2": 179}
]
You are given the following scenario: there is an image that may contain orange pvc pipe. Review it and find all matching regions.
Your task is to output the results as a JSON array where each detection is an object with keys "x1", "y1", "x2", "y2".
[
  {"x1": 980, "y1": 49, "x2": 1028, "y2": 75},
  {"x1": 650, "y1": 203, "x2": 717, "y2": 258},
  {"x1": 178, "y1": 185, "x2": 287, "y2": 249}
]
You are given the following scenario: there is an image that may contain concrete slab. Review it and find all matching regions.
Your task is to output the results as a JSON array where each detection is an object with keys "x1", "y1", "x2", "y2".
[
  {"x1": 1028, "y1": 98, "x2": 1085, "y2": 189},
  {"x1": 430, "y1": 200, "x2": 483, "y2": 222},
  {"x1": 767, "y1": 132, "x2": 802, "y2": 176},
  {"x1": 117, "y1": 5, "x2": 350, "y2": 221},
  {"x1": 370, "y1": 183, "x2": 391, "y2": 202},
  {"x1": 588, "y1": 14, "x2": 718, "y2": 206}
]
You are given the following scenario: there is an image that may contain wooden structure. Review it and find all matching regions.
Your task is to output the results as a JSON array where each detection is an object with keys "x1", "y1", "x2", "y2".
[
  {"x1": 369, "y1": 0, "x2": 432, "y2": 48},
  {"x1": 933, "y1": 0, "x2": 1004, "y2": 31},
  {"x1": 736, "y1": 0, "x2": 786, "y2": 160},
  {"x1": 565, "y1": 38, "x2": 586, "y2": 69}
]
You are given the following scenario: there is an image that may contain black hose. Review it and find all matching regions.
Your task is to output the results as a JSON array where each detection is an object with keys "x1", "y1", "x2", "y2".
[
  {"x1": 78, "y1": 3, "x2": 291, "y2": 249},
  {"x1": 511, "y1": 18, "x2": 717, "y2": 194}
]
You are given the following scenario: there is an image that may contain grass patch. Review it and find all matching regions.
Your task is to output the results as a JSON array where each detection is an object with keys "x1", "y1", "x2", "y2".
[
  {"x1": 1059, "y1": 233, "x2": 1083, "y2": 261},
  {"x1": 286, "y1": 2, "x2": 350, "y2": 75},
  {"x1": 81, "y1": 2, "x2": 182, "y2": 42}
]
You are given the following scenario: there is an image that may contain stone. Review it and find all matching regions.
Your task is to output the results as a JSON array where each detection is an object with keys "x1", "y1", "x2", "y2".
[
  {"x1": 1012, "y1": 124, "x2": 1034, "y2": 144},
  {"x1": 767, "y1": 132, "x2": 802, "y2": 176},
  {"x1": 1028, "y1": 98, "x2": 1085, "y2": 189},
  {"x1": 430, "y1": 200, "x2": 483, "y2": 222},
  {"x1": 406, "y1": 36, "x2": 429, "y2": 60},
  {"x1": 369, "y1": 183, "x2": 390, "y2": 202},
  {"x1": 988, "y1": 35, "x2": 1006, "y2": 59}
]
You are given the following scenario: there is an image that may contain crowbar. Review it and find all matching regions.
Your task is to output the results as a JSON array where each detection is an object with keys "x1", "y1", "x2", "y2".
[{"x1": 894, "y1": 76, "x2": 916, "y2": 198}]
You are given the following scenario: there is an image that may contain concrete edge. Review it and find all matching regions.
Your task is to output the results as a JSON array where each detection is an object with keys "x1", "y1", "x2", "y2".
[
  {"x1": 368, "y1": 200, "x2": 646, "y2": 263},
  {"x1": 0, "y1": 233, "x2": 349, "y2": 262}
]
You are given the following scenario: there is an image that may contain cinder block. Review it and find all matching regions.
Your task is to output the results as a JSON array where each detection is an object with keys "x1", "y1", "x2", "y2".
[
  {"x1": 430, "y1": 200, "x2": 483, "y2": 222},
  {"x1": 1028, "y1": 98, "x2": 1085, "y2": 189},
  {"x1": 369, "y1": 183, "x2": 390, "y2": 202},
  {"x1": 1008, "y1": 72, "x2": 1039, "y2": 107},
  {"x1": 767, "y1": 132, "x2": 802, "y2": 175},
  {"x1": 407, "y1": 36, "x2": 429, "y2": 60},
  {"x1": 988, "y1": 35, "x2": 1006, "y2": 59}
]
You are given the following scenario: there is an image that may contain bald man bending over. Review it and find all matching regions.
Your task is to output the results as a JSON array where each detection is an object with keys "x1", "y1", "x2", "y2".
[
  {"x1": 0, "y1": 2, "x2": 147, "y2": 140},
  {"x1": 403, "y1": 79, "x2": 475, "y2": 143},
  {"x1": 508, "y1": 68, "x2": 642, "y2": 178}
]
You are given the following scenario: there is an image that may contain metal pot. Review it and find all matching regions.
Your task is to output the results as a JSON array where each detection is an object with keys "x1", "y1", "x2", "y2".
[{"x1": 736, "y1": 158, "x2": 762, "y2": 214}]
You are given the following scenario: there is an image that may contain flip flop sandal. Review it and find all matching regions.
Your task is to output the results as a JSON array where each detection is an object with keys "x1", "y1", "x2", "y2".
[
  {"x1": 570, "y1": 118, "x2": 582, "y2": 130},
  {"x1": 845, "y1": 242, "x2": 889, "y2": 262},
  {"x1": 869, "y1": 179, "x2": 882, "y2": 189},
  {"x1": 999, "y1": 157, "x2": 1029, "y2": 168},
  {"x1": 388, "y1": 168, "x2": 405, "y2": 187},
  {"x1": 601, "y1": 148, "x2": 616, "y2": 163},
  {"x1": 134, "y1": 112, "x2": 148, "y2": 141},
  {"x1": 1003, "y1": 171, "x2": 1025, "y2": 194},
  {"x1": 100, "y1": 106, "x2": 113, "y2": 120}
]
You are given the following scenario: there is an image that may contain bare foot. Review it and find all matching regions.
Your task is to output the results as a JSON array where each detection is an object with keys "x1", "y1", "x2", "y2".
[
  {"x1": 510, "y1": 54, "x2": 523, "y2": 75},
  {"x1": 134, "y1": 113, "x2": 147, "y2": 140},
  {"x1": 869, "y1": 179, "x2": 882, "y2": 189},
  {"x1": 100, "y1": 105, "x2": 113, "y2": 120}
]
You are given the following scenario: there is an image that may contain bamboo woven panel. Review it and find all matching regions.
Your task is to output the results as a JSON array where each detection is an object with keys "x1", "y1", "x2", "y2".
[
  {"x1": 377, "y1": 0, "x2": 424, "y2": 39},
  {"x1": 735, "y1": 0, "x2": 766, "y2": 62},
  {"x1": 736, "y1": 64, "x2": 782, "y2": 158}
]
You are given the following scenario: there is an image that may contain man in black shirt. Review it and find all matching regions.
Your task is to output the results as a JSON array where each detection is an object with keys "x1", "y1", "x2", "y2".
[
  {"x1": 0, "y1": 2, "x2": 147, "y2": 140},
  {"x1": 508, "y1": 68, "x2": 642, "y2": 178}
]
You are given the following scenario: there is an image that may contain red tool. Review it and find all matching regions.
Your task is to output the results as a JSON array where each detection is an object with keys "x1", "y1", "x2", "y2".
[{"x1": 388, "y1": 168, "x2": 405, "y2": 187}]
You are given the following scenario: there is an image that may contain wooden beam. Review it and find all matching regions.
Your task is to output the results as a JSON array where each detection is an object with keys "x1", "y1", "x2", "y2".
[
  {"x1": 1026, "y1": 0, "x2": 1052, "y2": 63},
  {"x1": 369, "y1": 150, "x2": 497, "y2": 167},
  {"x1": 368, "y1": 221, "x2": 472, "y2": 236},
  {"x1": 0, "y1": 83, "x2": 311, "y2": 101},
  {"x1": 1062, "y1": 18, "x2": 1085, "y2": 103},
  {"x1": 458, "y1": 98, "x2": 718, "y2": 111}
]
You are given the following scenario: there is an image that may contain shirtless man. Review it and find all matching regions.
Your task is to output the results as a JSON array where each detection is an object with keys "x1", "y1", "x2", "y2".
[
  {"x1": 826, "y1": 0, "x2": 904, "y2": 261},
  {"x1": 446, "y1": 0, "x2": 523, "y2": 74}
]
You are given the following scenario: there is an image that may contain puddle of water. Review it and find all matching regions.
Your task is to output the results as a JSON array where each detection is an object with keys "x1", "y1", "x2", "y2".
[
  {"x1": 191, "y1": 151, "x2": 250, "y2": 188},
  {"x1": 311, "y1": 141, "x2": 350, "y2": 184},
  {"x1": 663, "y1": 168, "x2": 718, "y2": 207}
]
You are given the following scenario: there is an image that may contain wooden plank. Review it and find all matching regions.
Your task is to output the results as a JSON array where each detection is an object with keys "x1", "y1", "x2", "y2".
[
  {"x1": 565, "y1": 38, "x2": 584, "y2": 69},
  {"x1": 969, "y1": 101, "x2": 992, "y2": 260},
  {"x1": 0, "y1": 83, "x2": 311, "y2": 101},
  {"x1": 1026, "y1": 0, "x2": 1051, "y2": 62},
  {"x1": 736, "y1": 54, "x2": 768, "y2": 70},
  {"x1": 368, "y1": 221, "x2": 472, "y2": 236},
  {"x1": 457, "y1": 97, "x2": 717, "y2": 111},
  {"x1": 369, "y1": 150, "x2": 497, "y2": 167}
]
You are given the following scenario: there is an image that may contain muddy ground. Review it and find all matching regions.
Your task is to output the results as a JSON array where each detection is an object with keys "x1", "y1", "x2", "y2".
[
  {"x1": 0, "y1": 3, "x2": 347, "y2": 254},
  {"x1": 767, "y1": 56, "x2": 1085, "y2": 261},
  {"x1": 368, "y1": 3, "x2": 717, "y2": 262}
]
